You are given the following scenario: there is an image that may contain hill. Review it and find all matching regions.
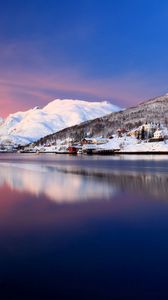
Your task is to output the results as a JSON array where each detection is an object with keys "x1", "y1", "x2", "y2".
[
  {"x1": 34, "y1": 94, "x2": 168, "y2": 146},
  {"x1": 0, "y1": 99, "x2": 120, "y2": 145}
]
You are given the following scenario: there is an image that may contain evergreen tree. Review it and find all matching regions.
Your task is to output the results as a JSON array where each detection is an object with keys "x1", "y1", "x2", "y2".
[{"x1": 141, "y1": 126, "x2": 145, "y2": 140}]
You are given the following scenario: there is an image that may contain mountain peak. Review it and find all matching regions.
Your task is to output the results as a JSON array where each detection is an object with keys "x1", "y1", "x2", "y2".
[
  {"x1": 0, "y1": 98, "x2": 121, "y2": 145},
  {"x1": 43, "y1": 98, "x2": 120, "y2": 114},
  {"x1": 33, "y1": 106, "x2": 40, "y2": 110}
]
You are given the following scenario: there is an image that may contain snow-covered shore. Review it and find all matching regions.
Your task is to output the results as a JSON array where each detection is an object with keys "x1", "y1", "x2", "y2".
[
  {"x1": 97, "y1": 136, "x2": 168, "y2": 153},
  {"x1": 26, "y1": 135, "x2": 168, "y2": 154}
]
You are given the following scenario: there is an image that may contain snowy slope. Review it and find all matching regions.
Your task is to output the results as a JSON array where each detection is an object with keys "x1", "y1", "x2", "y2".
[
  {"x1": 0, "y1": 99, "x2": 121, "y2": 145},
  {"x1": 98, "y1": 136, "x2": 168, "y2": 153},
  {"x1": 34, "y1": 93, "x2": 168, "y2": 148}
]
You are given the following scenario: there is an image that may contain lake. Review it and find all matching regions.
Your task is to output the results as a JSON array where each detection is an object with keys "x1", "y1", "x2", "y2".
[{"x1": 0, "y1": 153, "x2": 168, "y2": 299}]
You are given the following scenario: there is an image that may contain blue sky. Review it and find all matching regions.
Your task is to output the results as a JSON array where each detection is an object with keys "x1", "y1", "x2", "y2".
[{"x1": 0, "y1": 0, "x2": 168, "y2": 116}]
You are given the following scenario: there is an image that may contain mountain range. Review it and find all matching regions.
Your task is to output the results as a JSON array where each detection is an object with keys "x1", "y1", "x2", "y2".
[
  {"x1": 0, "y1": 99, "x2": 120, "y2": 145},
  {"x1": 1, "y1": 93, "x2": 168, "y2": 148},
  {"x1": 34, "y1": 93, "x2": 168, "y2": 147}
]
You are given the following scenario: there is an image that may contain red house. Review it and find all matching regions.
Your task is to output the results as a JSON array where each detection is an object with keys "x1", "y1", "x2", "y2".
[{"x1": 68, "y1": 146, "x2": 78, "y2": 154}]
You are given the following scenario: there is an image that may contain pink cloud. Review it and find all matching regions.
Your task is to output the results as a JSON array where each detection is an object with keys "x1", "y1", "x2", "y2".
[
  {"x1": 0, "y1": 40, "x2": 167, "y2": 117},
  {"x1": 0, "y1": 68, "x2": 167, "y2": 118}
]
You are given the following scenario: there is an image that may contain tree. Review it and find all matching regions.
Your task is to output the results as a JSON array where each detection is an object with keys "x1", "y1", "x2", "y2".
[{"x1": 141, "y1": 126, "x2": 145, "y2": 140}]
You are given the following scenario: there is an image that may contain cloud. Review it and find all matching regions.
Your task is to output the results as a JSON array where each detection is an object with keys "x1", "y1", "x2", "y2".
[
  {"x1": 0, "y1": 41, "x2": 167, "y2": 117},
  {"x1": 0, "y1": 69, "x2": 167, "y2": 117}
]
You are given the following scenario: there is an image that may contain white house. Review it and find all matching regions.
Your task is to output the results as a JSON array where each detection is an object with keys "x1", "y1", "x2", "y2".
[{"x1": 154, "y1": 129, "x2": 164, "y2": 139}]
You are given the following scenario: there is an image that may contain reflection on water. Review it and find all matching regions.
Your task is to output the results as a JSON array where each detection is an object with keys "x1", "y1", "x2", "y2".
[
  {"x1": 0, "y1": 160, "x2": 168, "y2": 202},
  {"x1": 1, "y1": 155, "x2": 168, "y2": 299},
  {"x1": 0, "y1": 162, "x2": 118, "y2": 202}
]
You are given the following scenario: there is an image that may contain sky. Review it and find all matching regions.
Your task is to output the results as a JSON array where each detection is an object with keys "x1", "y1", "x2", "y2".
[{"x1": 1, "y1": 0, "x2": 168, "y2": 116}]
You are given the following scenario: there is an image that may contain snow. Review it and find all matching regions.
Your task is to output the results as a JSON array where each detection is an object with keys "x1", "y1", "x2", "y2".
[
  {"x1": 0, "y1": 99, "x2": 121, "y2": 145},
  {"x1": 97, "y1": 136, "x2": 168, "y2": 153},
  {"x1": 34, "y1": 134, "x2": 168, "y2": 154}
]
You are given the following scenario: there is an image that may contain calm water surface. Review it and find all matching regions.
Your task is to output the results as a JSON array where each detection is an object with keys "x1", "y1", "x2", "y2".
[{"x1": 0, "y1": 153, "x2": 168, "y2": 299}]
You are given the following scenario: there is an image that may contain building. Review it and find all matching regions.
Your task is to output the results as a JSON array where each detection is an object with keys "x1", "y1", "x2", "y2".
[
  {"x1": 127, "y1": 129, "x2": 139, "y2": 138},
  {"x1": 116, "y1": 128, "x2": 127, "y2": 137},
  {"x1": 153, "y1": 129, "x2": 164, "y2": 139},
  {"x1": 81, "y1": 138, "x2": 95, "y2": 145},
  {"x1": 81, "y1": 137, "x2": 108, "y2": 145},
  {"x1": 68, "y1": 146, "x2": 78, "y2": 154}
]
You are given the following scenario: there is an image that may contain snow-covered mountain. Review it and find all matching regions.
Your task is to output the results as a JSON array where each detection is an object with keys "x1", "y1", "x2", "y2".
[
  {"x1": 33, "y1": 93, "x2": 168, "y2": 148},
  {"x1": 0, "y1": 99, "x2": 121, "y2": 145}
]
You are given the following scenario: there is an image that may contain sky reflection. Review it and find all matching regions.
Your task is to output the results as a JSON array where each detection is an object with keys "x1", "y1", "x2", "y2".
[{"x1": 1, "y1": 157, "x2": 168, "y2": 299}]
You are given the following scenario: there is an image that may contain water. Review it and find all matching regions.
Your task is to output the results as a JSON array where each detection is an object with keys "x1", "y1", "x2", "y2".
[{"x1": 0, "y1": 153, "x2": 168, "y2": 299}]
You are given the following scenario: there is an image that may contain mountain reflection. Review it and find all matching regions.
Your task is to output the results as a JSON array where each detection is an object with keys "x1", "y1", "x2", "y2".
[{"x1": 0, "y1": 162, "x2": 168, "y2": 202}]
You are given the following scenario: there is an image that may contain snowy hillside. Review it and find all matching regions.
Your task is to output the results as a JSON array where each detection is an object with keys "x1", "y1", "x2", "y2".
[
  {"x1": 33, "y1": 93, "x2": 168, "y2": 148},
  {"x1": 0, "y1": 99, "x2": 121, "y2": 145}
]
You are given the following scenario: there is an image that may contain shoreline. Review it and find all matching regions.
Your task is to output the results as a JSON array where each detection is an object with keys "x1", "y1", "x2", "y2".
[{"x1": 1, "y1": 151, "x2": 168, "y2": 155}]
